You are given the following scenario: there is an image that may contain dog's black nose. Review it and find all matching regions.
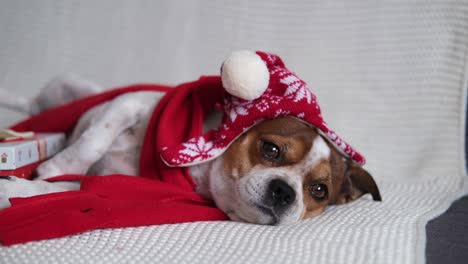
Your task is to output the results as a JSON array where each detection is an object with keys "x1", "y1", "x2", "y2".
[{"x1": 268, "y1": 179, "x2": 296, "y2": 208}]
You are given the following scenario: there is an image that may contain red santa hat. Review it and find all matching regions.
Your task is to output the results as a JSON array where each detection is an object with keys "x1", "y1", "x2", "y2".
[{"x1": 160, "y1": 50, "x2": 365, "y2": 166}]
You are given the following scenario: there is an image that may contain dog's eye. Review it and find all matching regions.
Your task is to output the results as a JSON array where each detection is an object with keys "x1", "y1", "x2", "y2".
[
  {"x1": 309, "y1": 183, "x2": 328, "y2": 200},
  {"x1": 261, "y1": 141, "x2": 281, "y2": 161}
]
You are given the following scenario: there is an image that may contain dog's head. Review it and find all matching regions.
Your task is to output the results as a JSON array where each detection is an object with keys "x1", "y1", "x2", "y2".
[{"x1": 210, "y1": 117, "x2": 381, "y2": 225}]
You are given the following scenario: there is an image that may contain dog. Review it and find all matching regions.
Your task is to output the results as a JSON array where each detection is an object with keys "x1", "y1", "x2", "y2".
[
  {"x1": 0, "y1": 50, "x2": 382, "y2": 225},
  {"x1": 0, "y1": 73, "x2": 381, "y2": 225}
]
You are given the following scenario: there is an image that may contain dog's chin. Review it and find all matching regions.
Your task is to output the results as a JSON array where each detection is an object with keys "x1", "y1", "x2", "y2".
[
  {"x1": 224, "y1": 202, "x2": 282, "y2": 225},
  {"x1": 211, "y1": 183, "x2": 296, "y2": 225},
  {"x1": 223, "y1": 197, "x2": 306, "y2": 225},
  {"x1": 226, "y1": 210, "x2": 278, "y2": 225}
]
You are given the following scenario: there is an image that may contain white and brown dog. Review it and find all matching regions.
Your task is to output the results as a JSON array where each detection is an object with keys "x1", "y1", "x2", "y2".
[{"x1": 0, "y1": 51, "x2": 381, "y2": 225}]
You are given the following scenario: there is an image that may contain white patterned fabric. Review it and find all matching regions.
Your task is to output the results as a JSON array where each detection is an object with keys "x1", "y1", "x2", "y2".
[{"x1": 0, "y1": 1, "x2": 467, "y2": 263}]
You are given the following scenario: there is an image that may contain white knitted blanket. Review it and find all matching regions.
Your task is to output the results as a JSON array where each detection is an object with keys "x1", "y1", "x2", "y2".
[{"x1": 0, "y1": 1, "x2": 467, "y2": 263}]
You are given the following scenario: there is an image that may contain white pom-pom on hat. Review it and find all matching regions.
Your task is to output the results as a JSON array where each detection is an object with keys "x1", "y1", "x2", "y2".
[{"x1": 221, "y1": 50, "x2": 270, "y2": 101}]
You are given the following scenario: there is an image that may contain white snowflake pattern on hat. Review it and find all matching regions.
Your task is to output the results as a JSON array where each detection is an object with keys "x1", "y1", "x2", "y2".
[
  {"x1": 256, "y1": 99, "x2": 270, "y2": 112},
  {"x1": 225, "y1": 97, "x2": 253, "y2": 122},
  {"x1": 179, "y1": 137, "x2": 223, "y2": 162},
  {"x1": 279, "y1": 71, "x2": 313, "y2": 103},
  {"x1": 274, "y1": 109, "x2": 291, "y2": 118}
]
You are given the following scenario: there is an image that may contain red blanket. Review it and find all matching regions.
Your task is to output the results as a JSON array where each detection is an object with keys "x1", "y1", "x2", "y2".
[{"x1": 0, "y1": 76, "x2": 228, "y2": 246}]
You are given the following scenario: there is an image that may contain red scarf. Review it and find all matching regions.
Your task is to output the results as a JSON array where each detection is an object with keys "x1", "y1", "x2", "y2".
[{"x1": 0, "y1": 76, "x2": 228, "y2": 246}]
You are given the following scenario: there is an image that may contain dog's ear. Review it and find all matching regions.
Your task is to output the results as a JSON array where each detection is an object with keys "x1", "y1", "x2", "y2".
[{"x1": 336, "y1": 163, "x2": 382, "y2": 204}]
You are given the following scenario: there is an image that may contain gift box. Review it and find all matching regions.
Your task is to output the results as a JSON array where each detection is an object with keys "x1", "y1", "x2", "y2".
[
  {"x1": 0, "y1": 133, "x2": 66, "y2": 178},
  {"x1": 0, "y1": 161, "x2": 42, "y2": 179}
]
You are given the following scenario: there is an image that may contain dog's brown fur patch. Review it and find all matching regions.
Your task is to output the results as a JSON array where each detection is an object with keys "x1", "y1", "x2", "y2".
[{"x1": 223, "y1": 117, "x2": 315, "y2": 178}]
